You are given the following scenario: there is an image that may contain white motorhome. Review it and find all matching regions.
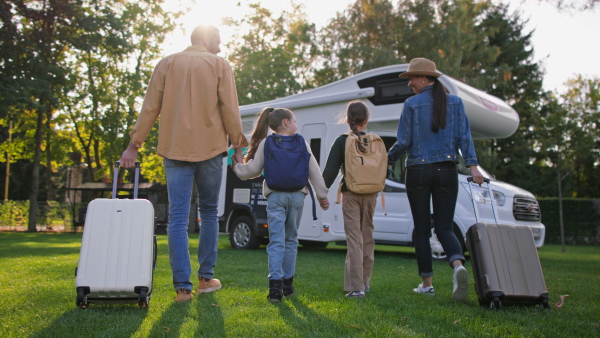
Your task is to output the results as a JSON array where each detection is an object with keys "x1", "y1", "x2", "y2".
[{"x1": 217, "y1": 64, "x2": 545, "y2": 259}]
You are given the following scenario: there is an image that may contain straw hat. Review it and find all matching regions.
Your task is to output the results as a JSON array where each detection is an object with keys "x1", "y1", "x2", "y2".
[{"x1": 399, "y1": 58, "x2": 441, "y2": 78}]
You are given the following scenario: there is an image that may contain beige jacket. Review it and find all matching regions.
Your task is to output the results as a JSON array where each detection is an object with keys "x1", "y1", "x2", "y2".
[
  {"x1": 130, "y1": 46, "x2": 248, "y2": 161},
  {"x1": 233, "y1": 137, "x2": 329, "y2": 199}
]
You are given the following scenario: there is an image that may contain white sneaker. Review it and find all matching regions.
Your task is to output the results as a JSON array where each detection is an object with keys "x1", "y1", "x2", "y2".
[
  {"x1": 452, "y1": 265, "x2": 468, "y2": 302},
  {"x1": 413, "y1": 284, "x2": 435, "y2": 295}
]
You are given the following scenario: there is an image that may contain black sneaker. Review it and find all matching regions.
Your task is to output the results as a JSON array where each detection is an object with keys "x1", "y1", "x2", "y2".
[
  {"x1": 283, "y1": 277, "x2": 295, "y2": 297},
  {"x1": 268, "y1": 279, "x2": 283, "y2": 303}
]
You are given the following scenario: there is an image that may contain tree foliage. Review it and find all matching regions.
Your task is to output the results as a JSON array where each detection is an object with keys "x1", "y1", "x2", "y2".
[
  {"x1": 1, "y1": 0, "x2": 598, "y2": 215},
  {"x1": 0, "y1": 0, "x2": 182, "y2": 230},
  {"x1": 224, "y1": 3, "x2": 317, "y2": 105}
]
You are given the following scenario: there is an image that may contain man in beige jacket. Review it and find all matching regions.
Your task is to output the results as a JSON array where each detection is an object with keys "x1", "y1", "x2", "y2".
[{"x1": 120, "y1": 25, "x2": 248, "y2": 302}]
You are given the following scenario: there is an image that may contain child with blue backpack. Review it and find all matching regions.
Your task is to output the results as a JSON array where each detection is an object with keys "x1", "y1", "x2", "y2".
[{"x1": 232, "y1": 107, "x2": 330, "y2": 303}]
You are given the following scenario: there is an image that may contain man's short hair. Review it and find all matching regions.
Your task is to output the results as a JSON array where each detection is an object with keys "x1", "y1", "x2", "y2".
[{"x1": 191, "y1": 25, "x2": 219, "y2": 45}]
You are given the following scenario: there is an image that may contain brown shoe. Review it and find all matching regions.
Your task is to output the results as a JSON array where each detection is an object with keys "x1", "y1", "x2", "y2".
[
  {"x1": 175, "y1": 288, "x2": 193, "y2": 302},
  {"x1": 197, "y1": 277, "x2": 222, "y2": 293}
]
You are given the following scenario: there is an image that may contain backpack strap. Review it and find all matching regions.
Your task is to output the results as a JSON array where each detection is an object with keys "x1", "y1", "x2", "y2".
[
  {"x1": 252, "y1": 186, "x2": 260, "y2": 213},
  {"x1": 307, "y1": 184, "x2": 317, "y2": 220}
]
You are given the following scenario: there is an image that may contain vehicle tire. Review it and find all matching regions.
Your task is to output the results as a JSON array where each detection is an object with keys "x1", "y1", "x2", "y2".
[
  {"x1": 299, "y1": 240, "x2": 328, "y2": 249},
  {"x1": 430, "y1": 225, "x2": 466, "y2": 261},
  {"x1": 229, "y1": 216, "x2": 260, "y2": 250}
]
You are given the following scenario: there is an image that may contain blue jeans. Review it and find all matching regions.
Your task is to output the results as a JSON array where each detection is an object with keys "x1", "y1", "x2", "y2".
[
  {"x1": 266, "y1": 191, "x2": 305, "y2": 280},
  {"x1": 406, "y1": 161, "x2": 465, "y2": 277},
  {"x1": 164, "y1": 155, "x2": 223, "y2": 291}
]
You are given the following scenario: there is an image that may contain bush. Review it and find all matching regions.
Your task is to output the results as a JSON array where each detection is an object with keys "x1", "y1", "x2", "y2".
[
  {"x1": 0, "y1": 200, "x2": 28, "y2": 229},
  {"x1": 0, "y1": 200, "x2": 75, "y2": 231},
  {"x1": 538, "y1": 198, "x2": 600, "y2": 245}
]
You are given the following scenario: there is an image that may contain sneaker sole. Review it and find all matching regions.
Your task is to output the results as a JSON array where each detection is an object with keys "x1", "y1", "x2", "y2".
[
  {"x1": 452, "y1": 268, "x2": 468, "y2": 302},
  {"x1": 197, "y1": 286, "x2": 222, "y2": 293}
]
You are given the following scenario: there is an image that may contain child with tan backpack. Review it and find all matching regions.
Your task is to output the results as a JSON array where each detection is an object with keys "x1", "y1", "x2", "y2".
[{"x1": 322, "y1": 100, "x2": 388, "y2": 297}]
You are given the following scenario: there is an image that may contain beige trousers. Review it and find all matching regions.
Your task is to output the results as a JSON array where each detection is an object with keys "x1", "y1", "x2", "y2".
[{"x1": 341, "y1": 191, "x2": 377, "y2": 291}]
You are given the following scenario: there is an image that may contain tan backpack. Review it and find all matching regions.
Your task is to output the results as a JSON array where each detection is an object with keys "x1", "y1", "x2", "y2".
[{"x1": 343, "y1": 133, "x2": 388, "y2": 195}]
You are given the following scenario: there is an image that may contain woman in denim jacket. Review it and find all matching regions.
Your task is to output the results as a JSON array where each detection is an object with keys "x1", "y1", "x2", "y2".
[{"x1": 388, "y1": 58, "x2": 484, "y2": 302}]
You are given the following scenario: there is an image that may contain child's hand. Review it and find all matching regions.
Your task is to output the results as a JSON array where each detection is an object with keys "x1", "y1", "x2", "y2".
[{"x1": 318, "y1": 198, "x2": 330, "y2": 210}]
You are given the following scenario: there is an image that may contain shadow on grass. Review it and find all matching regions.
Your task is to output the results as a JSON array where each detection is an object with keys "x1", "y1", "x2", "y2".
[
  {"x1": 193, "y1": 292, "x2": 225, "y2": 336},
  {"x1": 148, "y1": 298, "x2": 192, "y2": 336},
  {"x1": 32, "y1": 305, "x2": 148, "y2": 337},
  {"x1": 277, "y1": 296, "x2": 340, "y2": 335}
]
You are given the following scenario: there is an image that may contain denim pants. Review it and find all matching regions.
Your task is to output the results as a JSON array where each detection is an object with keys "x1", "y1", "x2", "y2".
[
  {"x1": 266, "y1": 191, "x2": 305, "y2": 280},
  {"x1": 341, "y1": 192, "x2": 377, "y2": 291},
  {"x1": 406, "y1": 161, "x2": 465, "y2": 277},
  {"x1": 164, "y1": 155, "x2": 223, "y2": 291}
]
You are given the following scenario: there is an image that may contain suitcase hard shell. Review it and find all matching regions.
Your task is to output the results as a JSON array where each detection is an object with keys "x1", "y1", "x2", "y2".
[
  {"x1": 75, "y1": 162, "x2": 156, "y2": 309},
  {"x1": 465, "y1": 178, "x2": 550, "y2": 310}
]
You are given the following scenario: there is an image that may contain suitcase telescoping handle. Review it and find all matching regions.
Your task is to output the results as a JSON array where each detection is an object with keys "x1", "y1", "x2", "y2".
[
  {"x1": 113, "y1": 161, "x2": 140, "y2": 199},
  {"x1": 467, "y1": 177, "x2": 499, "y2": 225}
]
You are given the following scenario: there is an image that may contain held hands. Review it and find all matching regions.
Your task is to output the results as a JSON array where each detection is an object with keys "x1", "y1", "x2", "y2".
[
  {"x1": 231, "y1": 147, "x2": 243, "y2": 168},
  {"x1": 318, "y1": 198, "x2": 330, "y2": 210}
]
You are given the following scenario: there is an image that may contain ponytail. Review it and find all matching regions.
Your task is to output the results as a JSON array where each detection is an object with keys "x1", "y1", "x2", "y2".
[
  {"x1": 245, "y1": 107, "x2": 274, "y2": 162},
  {"x1": 244, "y1": 107, "x2": 295, "y2": 162},
  {"x1": 346, "y1": 100, "x2": 370, "y2": 153},
  {"x1": 430, "y1": 77, "x2": 447, "y2": 133}
]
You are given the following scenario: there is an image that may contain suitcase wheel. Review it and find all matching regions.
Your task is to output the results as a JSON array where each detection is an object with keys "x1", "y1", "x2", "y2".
[
  {"x1": 138, "y1": 288, "x2": 149, "y2": 308},
  {"x1": 489, "y1": 297, "x2": 502, "y2": 310},
  {"x1": 541, "y1": 299, "x2": 551, "y2": 310},
  {"x1": 76, "y1": 287, "x2": 88, "y2": 310}
]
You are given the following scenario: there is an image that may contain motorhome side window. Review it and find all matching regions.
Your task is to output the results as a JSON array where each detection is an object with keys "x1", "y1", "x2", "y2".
[
  {"x1": 357, "y1": 74, "x2": 415, "y2": 106},
  {"x1": 381, "y1": 136, "x2": 407, "y2": 183},
  {"x1": 309, "y1": 138, "x2": 321, "y2": 165}
]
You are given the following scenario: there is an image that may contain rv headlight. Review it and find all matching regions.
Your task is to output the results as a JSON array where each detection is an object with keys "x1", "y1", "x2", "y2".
[
  {"x1": 493, "y1": 191, "x2": 506, "y2": 207},
  {"x1": 479, "y1": 189, "x2": 506, "y2": 207}
]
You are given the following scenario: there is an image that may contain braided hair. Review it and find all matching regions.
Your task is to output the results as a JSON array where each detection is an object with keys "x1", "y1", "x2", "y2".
[{"x1": 345, "y1": 100, "x2": 370, "y2": 153}]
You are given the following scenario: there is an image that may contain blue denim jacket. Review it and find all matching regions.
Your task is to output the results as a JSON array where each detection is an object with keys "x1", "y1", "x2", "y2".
[{"x1": 387, "y1": 86, "x2": 479, "y2": 167}]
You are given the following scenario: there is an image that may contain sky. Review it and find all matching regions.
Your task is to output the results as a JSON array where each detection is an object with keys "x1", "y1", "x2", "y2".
[{"x1": 162, "y1": 0, "x2": 600, "y2": 94}]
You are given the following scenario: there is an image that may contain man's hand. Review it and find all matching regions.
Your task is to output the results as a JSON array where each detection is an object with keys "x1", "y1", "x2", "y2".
[
  {"x1": 231, "y1": 146, "x2": 243, "y2": 168},
  {"x1": 119, "y1": 143, "x2": 139, "y2": 168},
  {"x1": 318, "y1": 198, "x2": 330, "y2": 210}
]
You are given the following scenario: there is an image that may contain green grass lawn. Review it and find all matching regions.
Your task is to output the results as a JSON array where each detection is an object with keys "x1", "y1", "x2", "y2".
[{"x1": 0, "y1": 232, "x2": 598, "y2": 337}]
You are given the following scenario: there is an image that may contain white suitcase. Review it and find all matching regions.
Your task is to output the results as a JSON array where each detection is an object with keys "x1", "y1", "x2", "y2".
[{"x1": 75, "y1": 162, "x2": 156, "y2": 309}]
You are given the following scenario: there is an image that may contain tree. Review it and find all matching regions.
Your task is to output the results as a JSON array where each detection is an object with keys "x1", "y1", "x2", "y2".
[
  {"x1": 534, "y1": 76, "x2": 600, "y2": 251},
  {"x1": 531, "y1": 0, "x2": 599, "y2": 11},
  {"x1": 314, "y1": 0, "x2": 399, "y2": 85},
  {"x1": 0, "y1": 0, "x2": 182, "y2": 231},
  {"x1": 60, "y1": 1, "x2": 181, "y2": 184},
  {"x1": 0, "y1": 0, "x2": 79, "y2": 231},
  {"x1": 224, "y1": 3, "x2": 317, "y2": 104},
  {"x1": 558, "y1": 76, "x2": 600, "y2": 197},
  {"x1": 314, "y1": 0, "x2": 503, "y2": 87},
  {"x1": 471, "y1": 3, "x2": 545, "y2": 193}
]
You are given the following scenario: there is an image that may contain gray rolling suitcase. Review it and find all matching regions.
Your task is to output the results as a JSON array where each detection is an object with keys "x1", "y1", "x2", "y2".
[
  {"x1": 75, "y1": 162, "x2": 156, "y2": 309},
  {"x1": 465, "y1": 177, "x2": 550, "y2": 310}
]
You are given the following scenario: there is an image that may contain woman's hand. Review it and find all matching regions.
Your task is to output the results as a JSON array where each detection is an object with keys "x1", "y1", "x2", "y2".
[{"x1": 470, "y1": 166, "x2": 485, "y2": 185}]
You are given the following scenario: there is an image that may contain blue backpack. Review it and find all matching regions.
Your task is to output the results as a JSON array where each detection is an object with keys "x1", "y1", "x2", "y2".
[{"x1": 261, "y1": 133, "x2": 317, "y2": 220}]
